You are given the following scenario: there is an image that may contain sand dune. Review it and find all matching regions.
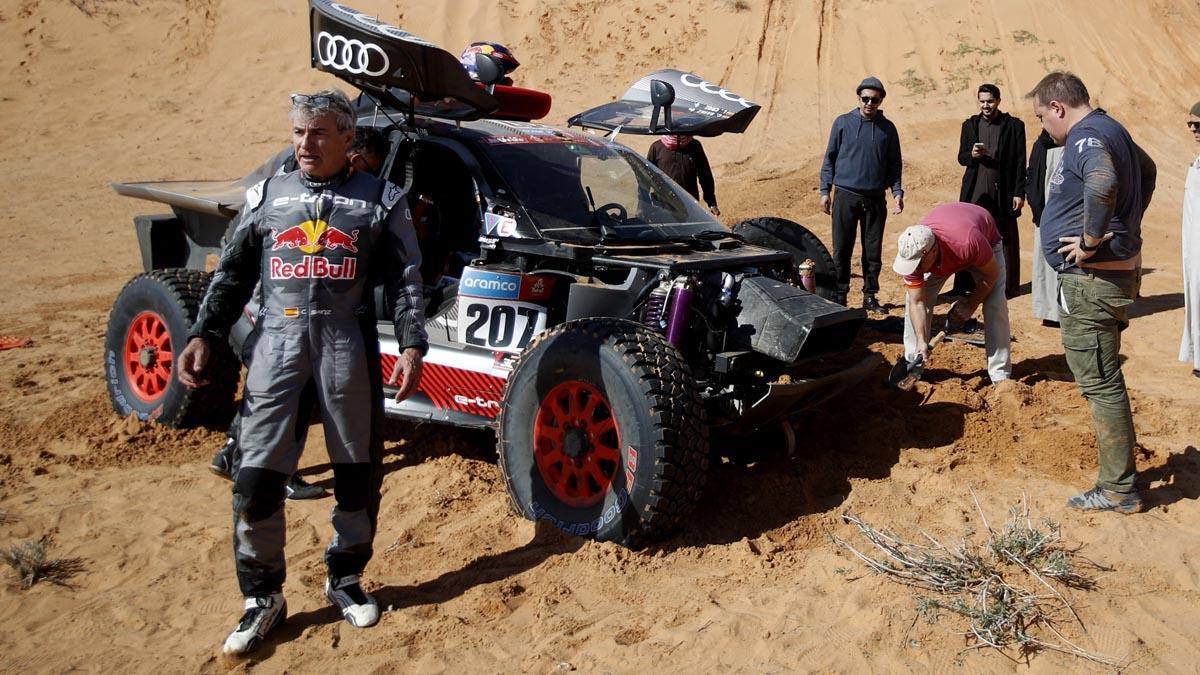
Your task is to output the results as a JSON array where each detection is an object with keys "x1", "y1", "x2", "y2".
[{"x1": 2, "y1": 0, "x2": 1200, "y2": 671}]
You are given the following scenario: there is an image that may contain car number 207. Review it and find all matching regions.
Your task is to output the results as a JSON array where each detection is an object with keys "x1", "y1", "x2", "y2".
[{"x1": 457, "y1": 298, "x2": 548, "y2": 353}]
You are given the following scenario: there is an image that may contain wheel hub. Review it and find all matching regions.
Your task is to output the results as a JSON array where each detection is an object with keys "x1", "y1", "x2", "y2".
[
  {"x1": 562, "y1": 425, "x2": 590, "y2": 459},
  {"x1": 138, "y1": 346, "x2": 157, "y2": 369},
  {"x1": 123, "y1": 311, "x2": 174, "y2": 404},
  {"x1": 533, "y1": 380, "x2": 622, "y2": 508}
]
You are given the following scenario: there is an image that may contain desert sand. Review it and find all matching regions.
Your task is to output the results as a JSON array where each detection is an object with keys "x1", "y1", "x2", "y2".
[{"x1": 1, "y1": 0, "x2": 1199, "y2": 672}]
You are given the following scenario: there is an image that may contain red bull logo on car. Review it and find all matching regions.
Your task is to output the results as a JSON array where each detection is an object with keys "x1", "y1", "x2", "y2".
[{"x1": 271, "y1": 219, "x2": 359, "y2": 254}]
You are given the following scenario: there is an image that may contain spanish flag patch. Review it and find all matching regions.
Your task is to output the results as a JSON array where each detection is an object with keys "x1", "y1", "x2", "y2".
[{"x1": 283, "y1": 307, "x2": 300, "y2": 318}]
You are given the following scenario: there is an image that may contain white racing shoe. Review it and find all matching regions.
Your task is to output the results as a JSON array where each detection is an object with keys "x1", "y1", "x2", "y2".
[
  {"x1": 222, "y1": 593, "x2": 287, "y2": 655},
  {"x1": 325, "y1": 575, "x2": 380, "y2": 627}
]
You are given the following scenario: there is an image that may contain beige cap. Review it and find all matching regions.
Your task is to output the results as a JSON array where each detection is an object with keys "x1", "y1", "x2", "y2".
[{"x1": 893, "y1": 225, "x2": 936, "y2": 275}]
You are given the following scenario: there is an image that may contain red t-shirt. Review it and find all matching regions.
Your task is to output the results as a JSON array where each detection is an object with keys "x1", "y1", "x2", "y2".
[{"x1": 903, "y1": 202, "x2": 1001, "y2": 288}]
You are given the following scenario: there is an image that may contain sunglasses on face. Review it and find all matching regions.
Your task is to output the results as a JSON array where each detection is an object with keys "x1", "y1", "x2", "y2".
[
  {"x1": 1189, "y1": 121, "x2": 1200, "y2": 131},
  {"x1": 860, "y1": 95, "x2": 882, "y2": 105}
]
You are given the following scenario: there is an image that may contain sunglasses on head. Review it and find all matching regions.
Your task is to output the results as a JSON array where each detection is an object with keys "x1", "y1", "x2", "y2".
[
  {"x1": 860, "y1": 95, "x2": 882, "y2": 105},
  {"x1": 291, "y1": 93, "x2": 336, "y2": 107},
  {"x1": 1189, "y1": 121, "x2": 1200, "y2": 131}
]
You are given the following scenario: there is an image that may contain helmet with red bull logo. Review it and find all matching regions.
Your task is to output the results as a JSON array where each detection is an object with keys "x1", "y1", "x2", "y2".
[{"x1": 460, "y1": 42, "x2": 520, "y2": 83}]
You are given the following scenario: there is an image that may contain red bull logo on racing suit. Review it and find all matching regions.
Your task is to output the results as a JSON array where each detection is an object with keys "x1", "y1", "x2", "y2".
[
  {"x1": 270, "y1": 256, "x2": 357, "y2": 280},
  {"x1": 271, "y1": 219, "x2": 359, "y2": 254},
  {"x1": 269, "y1": 218, "x2": 360, "y2": 279}
]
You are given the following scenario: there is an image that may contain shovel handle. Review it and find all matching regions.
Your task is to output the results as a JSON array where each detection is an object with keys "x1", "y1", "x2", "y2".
[{"x1": 928, "y1": 330, "x2": 947, "y2": 349}]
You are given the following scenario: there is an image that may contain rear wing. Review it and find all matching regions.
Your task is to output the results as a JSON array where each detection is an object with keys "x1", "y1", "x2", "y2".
[
  {"x1": 567, "y1": 69, "x2": 760, "y2": 137},
  {"x1": 309, "y1": 0, "x2": 498, "y2": 121},
  {"x1": 111, "y1": 180, "x2": 246, "y2": 217},
  {"x1": 110, "y1": 148, "x2": 292, "y2": 216}
]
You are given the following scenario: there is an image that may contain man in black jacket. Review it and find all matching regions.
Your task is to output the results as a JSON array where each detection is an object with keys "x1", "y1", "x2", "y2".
[
  {"x1": 647, "y1": 134, "x2": 720, "y2": 216},
  {"x1": 953, "y1": 83, "x2": 1027, "y2": 298}
]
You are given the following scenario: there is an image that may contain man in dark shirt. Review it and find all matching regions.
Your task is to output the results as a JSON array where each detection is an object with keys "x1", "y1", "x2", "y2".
[
  {"x1": 647, "y1": 134, "x2": 720, "y2": 215},
  {"x1": 1029, "y1": 71, "x2": 1156, "y2": 514},
  {"x1": 954, "y1": 84, "x2": 1027, "y2": 298},
  {"x1": 819, "y1": 76, "x2": 904, "y2": 312}
]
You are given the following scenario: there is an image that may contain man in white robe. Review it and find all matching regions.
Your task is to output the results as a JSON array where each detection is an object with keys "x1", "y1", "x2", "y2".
[
  {"x1": 1181, "y1": 101, "x2": 1200, "y2": 376},
  {"x1": 1028, "y1": 129, "x2": 1063, "y2": 325}
]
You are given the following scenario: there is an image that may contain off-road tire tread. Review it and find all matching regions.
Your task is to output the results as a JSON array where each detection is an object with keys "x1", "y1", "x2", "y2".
[
  {"x1": 498, "y1": 318, "x2": 708, "y2": 548},
  {"x1": 732, "y1": 216, "x2": 839, "y2": 300},
  {"x1": 107, "y1": 269, "x2": 238, "y2": 427}
]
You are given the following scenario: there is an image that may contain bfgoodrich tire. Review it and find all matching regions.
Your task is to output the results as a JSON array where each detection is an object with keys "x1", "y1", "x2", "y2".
[
  {"x1": 103, "y1": 269, "x2": 237, "y2": 427},
  {"x1": 732, "y1": 217, "x2": 839, "y2": 300},
  {"x1": 498, "y1": 318, "x2": 708, "y2": 548}
]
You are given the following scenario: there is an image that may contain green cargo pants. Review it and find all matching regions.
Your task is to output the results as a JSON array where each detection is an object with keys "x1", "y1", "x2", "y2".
[{"x1": 1057, "y1": 269, "x2": 1140, "y2": 493}]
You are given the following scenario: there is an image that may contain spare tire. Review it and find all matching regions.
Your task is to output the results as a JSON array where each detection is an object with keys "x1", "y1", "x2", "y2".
[
  {"x1": 732, "y1": 217, "x2": 839, "y2": 300},
  {"x1": 103, "y1": 269, "x2": 238, "y2": 428},
  {"x1": 497, "y1": 318, "x2": 708, "y2": 548}
]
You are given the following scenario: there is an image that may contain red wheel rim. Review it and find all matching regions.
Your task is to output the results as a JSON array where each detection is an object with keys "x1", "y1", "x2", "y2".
[
  {"x1": 123, "y1": 311, "x2": 173, "y2": 404},
  {"x1": 533, "y1": 380, "x2": 622, "y2": 508}
]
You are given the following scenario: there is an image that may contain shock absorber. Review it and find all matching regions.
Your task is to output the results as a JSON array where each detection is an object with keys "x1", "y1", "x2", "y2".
[
  {"x1": 641, "y1": 278, "x2": 672, "y2": 331},
  {"x1": 664, "y1": 276, "x2": 695, "y2": 348}
]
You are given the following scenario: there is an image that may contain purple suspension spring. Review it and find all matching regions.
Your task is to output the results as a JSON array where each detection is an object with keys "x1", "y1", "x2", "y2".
[
  {"x1": 664, "y1": 281, "x2": 694, "y2": 348},
  {"x1": 641, "y1": 285, "x2": 668, "y2": 328}
]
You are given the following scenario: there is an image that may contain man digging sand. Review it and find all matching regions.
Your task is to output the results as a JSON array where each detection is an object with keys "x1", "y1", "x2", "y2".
[{"x1": 893, "y1": 201, "x2": 1012, "y2": 384}]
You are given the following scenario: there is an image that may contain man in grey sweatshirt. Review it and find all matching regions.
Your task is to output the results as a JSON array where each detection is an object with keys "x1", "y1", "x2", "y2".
[{"x1": 819, "y1": 76, "x2": 905, "y2": 311}]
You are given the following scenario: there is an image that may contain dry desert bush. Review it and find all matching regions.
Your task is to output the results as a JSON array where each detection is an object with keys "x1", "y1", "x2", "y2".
[
  {"x1": 833, "y1": 491, "x2": 1123, "y2": 667},
  {"x1": 2, "y1": 535, "x2": 85, "y2": 589}
]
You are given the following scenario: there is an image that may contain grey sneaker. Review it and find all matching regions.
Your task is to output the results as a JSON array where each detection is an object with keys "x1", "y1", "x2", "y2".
[
  {"x1": 325, "y1": 575, "x2": 380, "y2": 627},
  {"x1": 222, "y1": 593, "x2": 286, "y2": 655},
  {"x1": 284, "y1": 474, "x2": 326, "y2": 500},
  {"x1": 209, "y1": 442, "x2": 236, "y2": 481},
  {"x1": 1066, "y1": 486, "x2": 1142, "y2": 514}
]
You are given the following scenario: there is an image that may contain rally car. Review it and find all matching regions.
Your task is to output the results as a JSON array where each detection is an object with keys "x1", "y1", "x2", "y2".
[{"x1": 104, "y1": 0, "x2": 877, "y2": 546}]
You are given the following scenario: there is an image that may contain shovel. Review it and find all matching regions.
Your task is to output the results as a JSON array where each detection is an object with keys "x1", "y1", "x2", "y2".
[{"x1": 885, "y1": 331, "x2": 946, "y2": 391}]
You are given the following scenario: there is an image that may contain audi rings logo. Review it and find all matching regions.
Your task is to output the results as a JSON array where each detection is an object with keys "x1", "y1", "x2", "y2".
[
  {"x1": 316, "y1": 31, "x2": 389, "y2": 77},
  {"x1": 678, "y1": 73, "x2": 755, "y2": 109}
]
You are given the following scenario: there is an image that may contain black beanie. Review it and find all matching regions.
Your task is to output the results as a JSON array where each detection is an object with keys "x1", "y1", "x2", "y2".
[{"x1": 856, "y1": 76, "x2": 886, "y2": 98}]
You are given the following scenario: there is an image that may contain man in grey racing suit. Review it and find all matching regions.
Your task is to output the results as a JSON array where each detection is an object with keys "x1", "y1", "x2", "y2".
[{"x1": 177, "y1": 90, "x2": 426, "y2": 655}]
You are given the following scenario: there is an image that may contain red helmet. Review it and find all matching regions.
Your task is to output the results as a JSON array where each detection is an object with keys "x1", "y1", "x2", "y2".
[{"x1": 460, "y1": 42, "x2": 520, "y2": 81}]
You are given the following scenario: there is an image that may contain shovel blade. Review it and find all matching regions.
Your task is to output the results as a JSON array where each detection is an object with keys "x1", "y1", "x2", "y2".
[
  {"x1": 894, "y1": 362, "x2": 925, "y2": 391},
  {"x1": 886, "y1": 357, "x2": 923, "y2": 390}
]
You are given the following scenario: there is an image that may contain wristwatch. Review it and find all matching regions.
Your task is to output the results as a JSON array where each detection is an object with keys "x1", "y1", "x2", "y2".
[{"x1": 1079, "y1": 238, "x2": 1101, "y2": 252}]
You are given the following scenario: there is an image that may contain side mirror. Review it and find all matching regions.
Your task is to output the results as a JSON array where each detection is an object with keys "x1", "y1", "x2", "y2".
[
  {"x1": 474, "y1": 53, "x2": 505, "y2": 93},
  {"x1": 648, "y1": 79, "x2": 675, "y2": 131}
]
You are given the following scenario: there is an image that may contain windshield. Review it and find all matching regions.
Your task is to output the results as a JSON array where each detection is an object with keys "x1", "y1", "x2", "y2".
[{"x1": 477, "y1": 135, "x2": 721, "y2": 244}]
